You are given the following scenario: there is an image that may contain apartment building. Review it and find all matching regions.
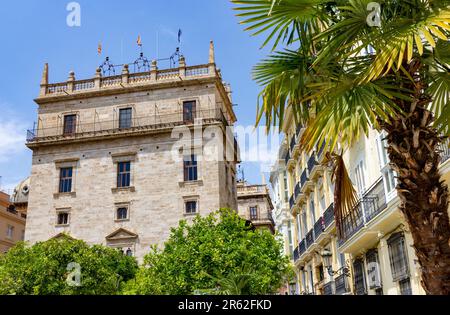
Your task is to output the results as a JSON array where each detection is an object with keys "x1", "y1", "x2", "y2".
[
  {"x1": 0, "y1": 191, "x2": 26, "y2": 253},
  {"x1": 273, "y1": 106, "x2": 450, "y2": 295},
  {"x1": 24, "y1": 42, "x2": 239, "y2": 261},
  {"x1": 237, "y1": 181, "x2": 275, "y2": 234},
  {"x1": 269, "y1": 147, "x2": 297, "y2": 294}
]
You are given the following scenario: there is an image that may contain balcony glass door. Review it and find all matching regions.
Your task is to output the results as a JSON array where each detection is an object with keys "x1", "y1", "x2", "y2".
[
  {"x1": 183, "y1": 101, "x2": 196, "y2": 123},
  {"x1": 63, "y1": 114, "x2": 77, "y2": 135}
]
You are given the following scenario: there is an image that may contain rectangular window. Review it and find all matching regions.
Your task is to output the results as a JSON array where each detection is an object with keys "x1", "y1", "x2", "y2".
[
  {"x1": 388, "y1": 233, "x2": 410, "y2": 282},
  {"x1": 366, "y1": 250, "x2": 382, "y2": 289},
  {"x1": 59, "y1": 167, "x2": 73, "y2": 193},
  {"x1": 309, "y1": 196, "x2": 316, "y2": 224},
  {"x1": 57, "y1": 212, "x2": 70, "y2": 226},
  {"x1": 184, "y1": 155, "x2": 198, "y2": 181},
  {"x1": 297, "y1": 214, "x2": 302, "y2": 240},
  {"x1": 117, "y1": 162, "x2": 131, "y2": 188},
  {"x1": 185, "y1": 201, "x2": 197, "y2": 214},
  {"x1": 354, "y1": 160, "x2": 367, "y2": 196},
  {"x1": 6, "y1": 225, "x2": 14, "y2": 239},
  {"x1": 63, "y1": 114, "x2": 77, "y2": 135},
  {"x1": 287, "y1": 221, "x2": 294, "y2": 257},
  {"x1": 353, "y1": 259, "x2": 367, "y2": 295},
  {"x1": 116, "y1": 207, "x2": 129, "y2": 221},
  {"x1": 302, "y1": 211, "x2": 308, "y2": 236},
  {"x1": 183, "y1": 101, "x2": 196, "y2": 123},
  {"x1": 250, "y1": 206, "x2": 258, "y2": 220},
  {"x1": 377, "y1": 133, "x2": 397, "y2": 199},
  {"x1": 399, "y1": 278, "x2": 412, "y2": 295},
  {"x1": 119, "y1": 108, "x2": 133, "y2": 129}
]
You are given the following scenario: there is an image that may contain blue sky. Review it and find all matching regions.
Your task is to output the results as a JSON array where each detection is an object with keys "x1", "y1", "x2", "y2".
[{"x1": 0, "y1": 0, "x2": 279, "y2": 192}]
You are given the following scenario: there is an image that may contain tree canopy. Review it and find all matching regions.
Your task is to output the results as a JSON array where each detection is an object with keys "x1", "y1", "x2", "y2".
[
  {"x1": 0, "y1": 236, "x2": 138, "y2": 295},
  {"x1": 123, "y1": 209, "x2": 292, "y2": 295}
]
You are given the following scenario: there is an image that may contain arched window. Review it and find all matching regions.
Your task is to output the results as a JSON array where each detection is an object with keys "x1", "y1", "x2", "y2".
[{"x1": 126, "y1": 248, "x2": 133, "y2": 257}]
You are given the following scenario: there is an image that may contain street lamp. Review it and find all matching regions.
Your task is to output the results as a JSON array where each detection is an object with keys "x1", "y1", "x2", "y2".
[{"x1": 321, "y1": 249, "x2": 350, "y2": 277}]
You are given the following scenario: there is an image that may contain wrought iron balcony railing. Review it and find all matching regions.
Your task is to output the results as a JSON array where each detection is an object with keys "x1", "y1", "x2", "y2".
[
  {"x1": 293, "y1": 246, "x2": 300, "y2": 262},
  {"x1": 299, "y1": 239, "x2": 307, "y2": 256},
  {"x1": 307, "y1": 153, "x2": 318, "y2": 174},
  {"x1": 313, "y1": 217, "x2": 325, "y2": 239},
  {"x1": 323, "y1": 203, "x2": 335, "y2": 228},
  {"x1": 289, "y1": 195, "x2": 295, "y2": 210},
  {"x1": 323, "y1": 281, "x2": 334, "y2": 295},
  {"x1": 334, "y1": 273, "x2": 350, "y2": 295},
  {"x1": 27, "y1": 108, "x2": 228, "y2": 143},
  {"x1": 284, "y1": 151, "x2": 291, "y2": 165},
  {"x1": 305, "y1": 229, "x2": 315, "y2": 248},
  {"x1": 290, "y1": 135, "x2": 296, "y2": 153},
  {"x1": 339, "y1": 178, "x2": 387, "y2": 244},
  {"x1": 300, "y1": 169, "x2": 309, "y2": 188},
  {"x1": 294, "y1": 182, "x2": 301, "y2": 199}
]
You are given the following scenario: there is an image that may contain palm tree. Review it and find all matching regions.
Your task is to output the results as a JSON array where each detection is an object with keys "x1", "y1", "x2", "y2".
[{"x1": 232, "y1": 0, "x2": 450, "y2": 294}]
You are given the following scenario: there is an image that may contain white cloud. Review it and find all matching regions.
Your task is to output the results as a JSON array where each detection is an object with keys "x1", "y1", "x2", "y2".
[{"x1": 0, "y1": 118, "x2": 27, "y2": 163}]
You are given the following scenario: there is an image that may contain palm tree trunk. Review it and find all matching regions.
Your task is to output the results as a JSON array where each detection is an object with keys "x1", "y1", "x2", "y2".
[{"x1": 380, "y1": 59, "x2": 450, "y2": 295}]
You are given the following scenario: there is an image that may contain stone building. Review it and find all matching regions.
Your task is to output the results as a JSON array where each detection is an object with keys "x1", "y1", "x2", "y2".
[
  {"x1": 237, "y1": 181, "x2": 275, "y2": 234},
  {"x1": 24, "y1": 42, "x2": 239, "y2": 261},
  {"x1": 0, "y1": 191, "x2": 26, "y2": 253}
]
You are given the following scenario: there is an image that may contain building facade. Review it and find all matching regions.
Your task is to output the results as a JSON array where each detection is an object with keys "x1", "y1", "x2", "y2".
[
  {"x1": 237, "y1": 181, "x2": 275, "y2": 234},
  {"x1": 273, "y1": 106, "x2": 450, "y2": 295},
  {"x1": 269, "y1": 147, "x2": 297, "y2": 294},
  {"x1": 0, "y1": 191, "x2": 26, "y2": 253},
  {"x1": 24, "y1": 42, "x2": 239, "y2": 261}
]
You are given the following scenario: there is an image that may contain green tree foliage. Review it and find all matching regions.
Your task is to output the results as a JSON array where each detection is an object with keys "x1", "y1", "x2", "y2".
[
  {"x1": 0, "y1": 236, "x2": 138, "y2": 295},
  {"x1": 123, "y1": 209, "x2": 292, "y2": 295}
]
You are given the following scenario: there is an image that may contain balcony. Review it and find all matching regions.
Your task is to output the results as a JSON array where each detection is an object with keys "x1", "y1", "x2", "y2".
[
  {"x1": 313, "y1": 217, "x2": 325, "y2": 240},
  {"x1": 290, "y1": 135, "x2": 296, "y2": 154},
  {"x1": 27, "y1": 108, "x2": 227, "y2": 145},
  {"x1": 300, "y1": 170, "x2": 308, "y2": 190},
  {"x1": 307, "y1": 154, "x2": 318, "y2": 174},
  {"x1": 294, "y1": 182, "x2": 301, "y2": 201},
  {"x1": 299, "y1": 239, "x2": 306, "y2": 257},
  {"x1": 323, "y1": 281, "x2": 334, "y2": 295},
  {"x1": 293, "y1": 246, "x2": 300, "y2": 262},
  {"x1": 339, "y1": 178, "x2": 387, "y2": 245},
  {"x1": 334, "y1": 273, "x2": 350, "y2": 295},
  {"x1": 305, "y1": 229, "x2": 315, "y2": 249},
  {"x1": 323, "y1": 203, "x2": 335, "y2": 229},
  {"x1": 284, "y1": 151, "x2": 291, "y2": 166},
  {"x1": 289, "y1": 194, "x2": 295, "y2": 210}
]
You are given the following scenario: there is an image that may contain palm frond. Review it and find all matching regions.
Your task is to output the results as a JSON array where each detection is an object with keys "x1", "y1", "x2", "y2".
[
  {"x1": 232, "y1": 0, "x2": 329, "y2": 50},
  {"x1": 323, "y1": 152, "x2": 359, "y2": 239}
]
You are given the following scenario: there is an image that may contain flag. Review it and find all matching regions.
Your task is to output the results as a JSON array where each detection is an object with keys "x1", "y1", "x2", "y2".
[
  {"x1": 97, "y1": 42, "x2": 102, "y2": 55},
  {"x1": 178, "y1": 29, "x2": 182, "y2": 44},
  {"x1": 137, "y1": 35, "x2": 142, "y2": 47}
]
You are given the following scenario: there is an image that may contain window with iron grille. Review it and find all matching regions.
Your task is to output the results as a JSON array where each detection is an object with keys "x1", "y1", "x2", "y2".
[
  {"x1": 250, "y1": 206, "x2": 258, "y2": 220},
  {"x1": 353, "y1": 259, "x2": 367, "y2": 295},
  {"x1": 119, "y1": 108, "x2": 132, "y2": 129},
  {"x1": 399, "y1": 278, "x2": 412, "y2": 295},
  {"x1": 63, "y1": 114, "x2": 77, "y2": 135},
  {"x1": 183, "y1": 101, "x2": 196, "y2": 123},
  {"x1": 387, "y1": 233, "x2": 410, "y2": 281},
  {"x1": 59, "y1": 167, "x2": 73, "y2": 193},
  {"x1": 185, "y1": 201, "x2": 197, "y2": 214},
  {"x1": 366, "y1": 249, "x2": 382, "y2": 289},
  {"x1": 184, "y1": 155, "x2": 198, "y2": 181},
  {"x1": 117, "y1": 162, "x2": 131, "y2": 188}
]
